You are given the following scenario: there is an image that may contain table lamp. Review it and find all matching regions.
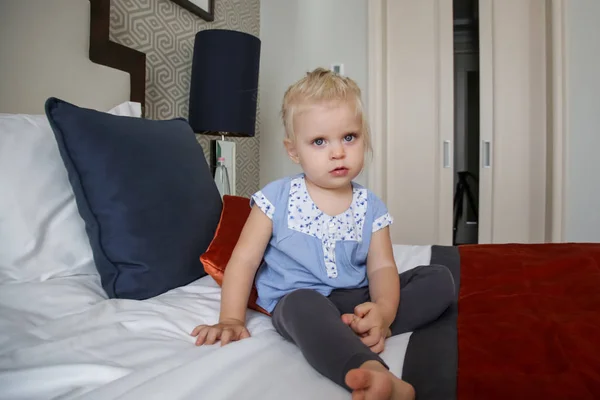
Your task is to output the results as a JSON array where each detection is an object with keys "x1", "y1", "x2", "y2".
[{"x1": 188, "y1": 29, "x2": 261, "y2": 195}]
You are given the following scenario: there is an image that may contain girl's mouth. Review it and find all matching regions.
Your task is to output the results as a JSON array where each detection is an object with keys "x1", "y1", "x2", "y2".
[{"x1": 330, "y1": 167, "x2": 349, "y2": 177}]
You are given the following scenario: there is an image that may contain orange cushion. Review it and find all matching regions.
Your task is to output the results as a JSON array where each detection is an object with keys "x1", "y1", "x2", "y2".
[{"x1": 200, "y1": 195, "x2": 270, "y2": 316}]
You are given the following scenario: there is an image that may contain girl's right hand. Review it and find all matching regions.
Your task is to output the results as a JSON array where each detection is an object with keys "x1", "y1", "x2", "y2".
[{"x1": 190, "y1": 318, "x2": 250, "y2": 347}]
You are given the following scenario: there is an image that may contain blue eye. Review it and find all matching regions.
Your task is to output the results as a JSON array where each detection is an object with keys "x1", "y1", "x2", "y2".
[
  {"x1": 313, "y1": 138, "x2": 325, "y2": 146},
  {"x1": 344, "y1": 134, "x2": 356, "y2": 142}
]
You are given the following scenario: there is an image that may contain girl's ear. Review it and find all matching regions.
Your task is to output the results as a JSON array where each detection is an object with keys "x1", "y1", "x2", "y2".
[{"x1": 284, "y1": 138, "x2": 300, "y2": 164}]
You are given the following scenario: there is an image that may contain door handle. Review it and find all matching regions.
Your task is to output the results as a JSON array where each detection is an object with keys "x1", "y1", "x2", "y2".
[
  {"x1": 443, "y1": 140, "x2": 451, "y2": 168},
  {"x1": 482, "y1": 140, "x2": 492, "y2": 168}
]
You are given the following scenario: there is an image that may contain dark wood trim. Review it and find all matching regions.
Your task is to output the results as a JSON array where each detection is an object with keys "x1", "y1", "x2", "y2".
[
  {"x1": 89, "y1": 0, "x2": 146, "y2": 116},
  {"x1": 169, "y1": 0, "x2": 215, "y2": 21}
]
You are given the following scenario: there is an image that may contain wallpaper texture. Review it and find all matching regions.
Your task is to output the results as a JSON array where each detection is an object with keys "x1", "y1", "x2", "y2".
[{"x1": 109, "y1": 0, "x2": 260, "y2": 197}]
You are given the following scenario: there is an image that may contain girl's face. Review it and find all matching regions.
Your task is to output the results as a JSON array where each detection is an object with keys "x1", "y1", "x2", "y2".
[{"x1": 285, "y1": 100, "x2": 365, "y2": 190}]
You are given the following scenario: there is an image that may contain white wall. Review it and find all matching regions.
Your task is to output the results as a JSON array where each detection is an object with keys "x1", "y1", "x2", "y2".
[
  {"x1": 259, "y1": 0, "x2": 368, "y2": 187},
  {"x1": 0, "y1": 0, "x2": 129, "y2": 114},
  {"x1": 565, "y1": 0, "x2": 600, "y2": 242}
]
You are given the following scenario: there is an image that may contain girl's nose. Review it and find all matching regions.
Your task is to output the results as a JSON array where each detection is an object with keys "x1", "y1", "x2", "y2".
[{"x1": 330, "y1": 144, "x2": 346, "y2": 160}]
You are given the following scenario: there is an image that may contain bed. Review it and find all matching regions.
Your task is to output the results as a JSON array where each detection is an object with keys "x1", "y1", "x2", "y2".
[{"x1": 2, "y1": 100, "x2": 600, "y2": 400}]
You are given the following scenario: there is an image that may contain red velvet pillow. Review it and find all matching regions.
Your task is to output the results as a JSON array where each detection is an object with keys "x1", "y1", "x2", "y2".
[{"x1": 200, "y1": 195, "x2": 269, "y2": 316}]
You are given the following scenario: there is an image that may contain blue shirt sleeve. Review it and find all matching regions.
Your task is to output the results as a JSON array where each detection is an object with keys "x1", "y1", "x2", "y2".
[
  {"x1": 370, "y1": 191, "x2": 394, "y2": 233},
  {"x1": 249, "y1": 179, "x2": 284, "y2": 220}
]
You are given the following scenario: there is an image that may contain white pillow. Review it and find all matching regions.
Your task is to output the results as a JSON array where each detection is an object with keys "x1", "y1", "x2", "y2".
[
  {"x1": 0, "y1": 101, "x2": 142, "y2": 284},
  {"x1": 107, "y1": 101, "x2": 142, "y2": 117}
]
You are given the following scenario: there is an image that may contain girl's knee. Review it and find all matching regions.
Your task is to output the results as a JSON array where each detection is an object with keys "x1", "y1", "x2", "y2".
[
  {"x1": 428, "y1": 264, "x2": 456, "y2": 304},
  {"x1": 272, "y1": 289, "x2": 337, "y2": 334}
]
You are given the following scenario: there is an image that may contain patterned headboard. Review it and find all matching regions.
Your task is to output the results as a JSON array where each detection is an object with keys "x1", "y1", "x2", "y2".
[{"x1": 89, "y1": 0, "x2": 260, "y2": 197}]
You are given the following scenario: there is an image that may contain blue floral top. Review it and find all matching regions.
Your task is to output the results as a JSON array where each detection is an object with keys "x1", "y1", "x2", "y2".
[{"x1": 250, "y1": 174, "x2": 393, "y2": 312}]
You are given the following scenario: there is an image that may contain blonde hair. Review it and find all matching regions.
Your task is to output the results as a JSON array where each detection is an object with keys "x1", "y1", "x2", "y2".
[{"x1": 281, "y1": 67, "x2": 372, "y2": 154}]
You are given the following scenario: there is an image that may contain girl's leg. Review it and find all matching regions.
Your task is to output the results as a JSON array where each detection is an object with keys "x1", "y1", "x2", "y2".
[
  {"x1": 271, "y1": 288, "x2": 385, "y2": 391},
  {"x1": 389, "y1": 264, "x2": 456, "y2": 335},
  {"x1": 327, "y1": 265, "x2": 455, "y2": 336},
  {"x1": 272, "y1": 289, "x2": 415, "y2": 399}
]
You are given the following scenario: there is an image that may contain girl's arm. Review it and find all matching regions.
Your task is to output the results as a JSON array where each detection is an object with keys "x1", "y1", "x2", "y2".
[
  {"x1": 365, "y1": 226, "x2": 400, "y2": 328},
  {"x1": 219, "y1": 204, "x2": 273, "y2": 324}
]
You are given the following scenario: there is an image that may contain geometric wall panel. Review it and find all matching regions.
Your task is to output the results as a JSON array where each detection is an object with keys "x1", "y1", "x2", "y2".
[{"x1": 110, "y1": 0, "x2": 260, "y2": 197}]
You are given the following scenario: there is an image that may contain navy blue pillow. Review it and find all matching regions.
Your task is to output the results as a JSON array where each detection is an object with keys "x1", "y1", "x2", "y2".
[{"x1": 45, "y1": 97, "x2": 222, "y2": 300}]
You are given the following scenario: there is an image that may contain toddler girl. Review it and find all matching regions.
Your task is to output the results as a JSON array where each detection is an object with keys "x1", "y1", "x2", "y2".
[{"x1": 191, "y1": 68, "x2": 455, "y2": 400}]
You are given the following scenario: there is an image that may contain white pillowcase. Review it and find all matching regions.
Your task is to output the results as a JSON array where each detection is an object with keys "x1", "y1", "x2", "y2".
[
  {"x1": 0, "y1": 101, "x2": 142, "y2": 285},
  {"x1": 107, "y1": 101, "x2": 142, "y2": 117}
]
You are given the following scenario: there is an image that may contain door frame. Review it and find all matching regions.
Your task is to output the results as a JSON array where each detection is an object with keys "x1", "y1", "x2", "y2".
[
  {"x1": 366, "y1": 0, "x2": 387, "y2": 203},
  {"x1": 366, "y1": 0, "x2": 568, "y2": 243},
  {"x1": 549, "y1": 0, "x2": 568, "y2": 242}
]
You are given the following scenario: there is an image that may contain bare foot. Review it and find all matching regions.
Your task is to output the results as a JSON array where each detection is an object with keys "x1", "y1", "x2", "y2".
[{"x1": 345, "y1": 360, "x2": 415, "y2": 400}]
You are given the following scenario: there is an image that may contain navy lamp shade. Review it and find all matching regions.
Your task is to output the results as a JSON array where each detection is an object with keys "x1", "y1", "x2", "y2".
[{"x1": 188, "y1": 29, "x2": 261, "y2": 137}]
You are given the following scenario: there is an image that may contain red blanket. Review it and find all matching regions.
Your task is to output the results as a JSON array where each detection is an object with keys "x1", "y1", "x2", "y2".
[{"x1": 457, "y1": 243, "x2": 600, "y2": 399}]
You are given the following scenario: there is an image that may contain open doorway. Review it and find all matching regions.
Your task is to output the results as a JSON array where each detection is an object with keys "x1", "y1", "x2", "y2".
[{"x1": 453, "y1": 0, "x2": 480, "y2": 245}]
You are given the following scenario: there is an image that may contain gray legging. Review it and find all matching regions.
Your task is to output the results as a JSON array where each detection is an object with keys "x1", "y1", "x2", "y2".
[{"x1": 271, "y1": 265, "x2": 455, "y2": 392}]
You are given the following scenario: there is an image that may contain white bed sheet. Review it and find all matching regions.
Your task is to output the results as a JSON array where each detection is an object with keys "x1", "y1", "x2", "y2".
[{"x1": 0, "y1": 245, "x2": 431, "y2": 400}]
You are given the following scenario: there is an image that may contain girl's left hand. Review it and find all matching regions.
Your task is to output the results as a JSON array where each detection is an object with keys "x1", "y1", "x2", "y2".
[{"x1": 341, "y1": 302, "x2": 391, "y2": 354}]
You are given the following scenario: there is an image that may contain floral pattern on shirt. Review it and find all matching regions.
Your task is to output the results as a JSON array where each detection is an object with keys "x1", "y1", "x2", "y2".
[
  {"x1": 373, "y1": 213, "x2": 394, "y2": 232},
  {"x1": 251, "y1": 190, "x2": 275, "y2": 220},
  {"x1": 287, "y1": 177, "x2": 369, "y2": 279}
]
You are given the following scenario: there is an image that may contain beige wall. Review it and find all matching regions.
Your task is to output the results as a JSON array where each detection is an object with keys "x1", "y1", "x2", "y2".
[
  {"x1": 259, "y1": 0, "x2": 368, "y2": 188},
  {"x1": 564, "y1": 0, "x2": 600, "y2": 242},
  {"x1": 0, "y1": 0, "x2": 129, "y2": 114}
]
